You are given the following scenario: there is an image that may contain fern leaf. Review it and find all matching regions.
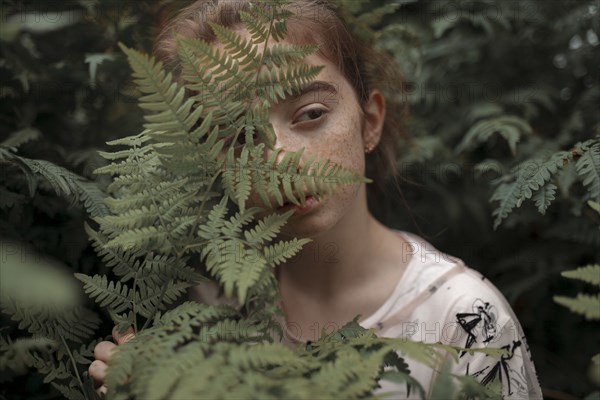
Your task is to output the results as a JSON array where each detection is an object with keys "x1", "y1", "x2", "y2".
[
  {"x1": 491, "y1": 150, "x2": 571, "y2": 228},
  {"x1": 228, "y1": 342, "x2": 300, "y2": 370},
  {"x1": 222, "y1": 208, "x2": 260, "y2": 238},
  {"x1": 208, "y1": 22, "x2": 259, "y2": 70},
  {"x1": 156, "y1": 302, "x2": 239, "y2": 328},
  {"x1": 74, "y1": 274, "x2": 131, "y2": 313},
  {"x1": 140, "y1": 254, "x2": 206, "y2": 287},
  {"x1": 1, "y1": 127, "x2": 41, "y2": 149},
  {"x1": 177, "y1": 37, "x2": 252, "y2": 102},
  {"x1": 239, "y1": 10, "x2": 270, "y2": 44},
  {"x1": 134, "y1": 281, "x2": 192, "y2": 318},
  {"x1": 105, "y1": 226, "x2": 170, "y2": 252},
  {"x1": 264, "y1": 238, "x2": 311, "y2": 266},
  {"x1": 589, "y1": 200, "x2": 600, "y2": 215},
  {"x1": 198, "y1": 197, "x2": 229, "y2": 240},
  {"x1": 119, "y1": 43, "x2": 199, "y2": 135},
  {"x1": 9, "y1": 155, "x2": 109, "y2": 217},
  {"x1": 261, "y1": 43, "x2": 319, "y2": 68},
  {"x1": 244, "y1": 210, "x2": 293, "y2": 245},
  {"x1": 84, "y1": 223, "x2": 145, "y2": 280},
  {"x1": 0, "y1": 336, "x2": 56, "y2": 375},
  {"x1": 235, "y1": 255, "x2": 267, "y2": 304},
  {"x1": 456, "y1": 115, "x2": 532, "y2": 155},
  {"x1": 554, "y1": 294, "x2": 600, "y2": 320},
  {"x1": 532, "y1": 183, "x2": 557, "y2": 215},
  {"x1": 50, "y1": 382, "x2": 85, "y2": 400},
  {"x1": 576, "y1": 142, "x2": 600, "y2": 201},
  {"x1": 222, "y1": 146, "x2": 253, "y2": 211},
  {"x1": 561, "y1": 264, "x2": 600, "y2": 286}
]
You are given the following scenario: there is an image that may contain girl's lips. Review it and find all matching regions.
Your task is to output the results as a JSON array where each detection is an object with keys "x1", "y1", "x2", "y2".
[{"x1": 278, "y1": 196, "x2": 317, "y2": 214}]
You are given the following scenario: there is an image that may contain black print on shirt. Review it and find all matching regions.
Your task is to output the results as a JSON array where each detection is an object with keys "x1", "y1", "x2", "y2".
[
  {"x1": 470, "y1": 340, "x2": 529, "y2": 396},
  {"x1": 456, "y1": 299, "x2": 498, "y2": 355}
]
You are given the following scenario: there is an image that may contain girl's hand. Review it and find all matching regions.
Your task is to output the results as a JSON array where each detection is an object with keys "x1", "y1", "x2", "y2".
[{"x1": 89, "y1": 327, "x2": 135, "y2": 395}]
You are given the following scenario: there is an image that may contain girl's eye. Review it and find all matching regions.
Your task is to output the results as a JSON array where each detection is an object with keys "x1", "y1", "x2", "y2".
[{"x1": 293, "y1": 107, "x2": 327, "y2": 125}]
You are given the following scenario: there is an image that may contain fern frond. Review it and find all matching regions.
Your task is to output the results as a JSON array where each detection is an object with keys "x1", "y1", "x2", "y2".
[
  {"x1": 239, "y1": 10, "x2": 269, "y2": 45},
  {"x1": 96, "y1": 205, "x2": 159, "y2": 234},
  {"x1": 198, "y1": 196, "x2": 229, "y2": 240},
  {"x1": 261, "y1": 43, "x2": 319, "y2": 68},
  {"x1": 119, "y1": 43, "x2": 200, "y2": 136},
  {"x1": 1, "y1": 127, "x2": 41, "y2": 149},
  {"x1": 203, "y1": 238, "x2": 261, "y2": 302},
  {"x1": 94, "y1": 152, "x2": 160, "y2": 177},
  {"x1": 140, "y1": 342, "x2": 208, "y2": 399},
  {"x1": 134, "y1": 281, "x2": 192, "y2": 318},
  {"x1": 105, "y1": 226, "x2": 170, "y2": 252},
  {"x1": 228, "y1": 342, "x2": 301, "y2": 370},
  {"x1": 576, "y1": 141, "x2": 600, "y2": 201},
  {"x1": 156, "y1": 302, "x2": 239, "y2": 328},
  {"x1": 234, "y1": 255, "x2": 267, "y2": 304},
  {"x1": 177, "y1": 37, "x2": 252, "y2": 101},
  {"x1": 589, "y1": 200, "x2": 600, "y2": 215},
  {"x1": 50, "y1": 382, "x2": 85, "y2": 400},
  {"x1": 1, "y1": 297, "x2": 99, "y2": 343},
  {"x1": 209, "y1": 22, "x2": 260, "y2": 70},
  {"x1": 221, "y1": 208, "x2": 261, "y2": 238},
  {"x1": 554, "y1": 294, "x2": 600, "y2": 320},
  {"x1": 74, "y1": 274, "x2": 131, "y2": 314},
  {"x1": 0, "y1": 336, "x2": 56, "y2": 375},
  {"x1": 103, "y1": 178, "x2": 188, "y2": 214},
  {"x1": 84, "y1": 223, "x2": 145, "y2": 278},
  {"x1": 256, "y1": 63, "x2": 323, "y2": 104},
  {"x1": 139, "y1": 254, "x2": 206, "y2": 287},
  {"x1": 245, "y1": 210, "x2": 294, "y2": 245},
  {"x1": 560, "y1": 264, "x2": 600, "y2": 286},
  {"x1": 532, "y1": 183, "x2": 557, "y2": 215},
  {"x1": 232, "y1": 147, "x2": 368, "y2": 209},
  {"x1": 456, "y1": 115, "x2": 532, "y2": 156},
  {"x1": 7, "y1": 154, "x2": 109, "y2": 217},
  {"x1": 264, "y1": 238, "x2": 311, "y2": 266},
  {"x1": 491, "y1": 150, "x2": 572, "y2": 228},
  {"x1": 222, "y1": 146, "x2": 253, "y2": 211}
]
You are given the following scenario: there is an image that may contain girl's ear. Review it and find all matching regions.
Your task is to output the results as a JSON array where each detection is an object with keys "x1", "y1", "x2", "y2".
[{"x1": 362, "y1": 90, "x2": 386, "y2": 149}]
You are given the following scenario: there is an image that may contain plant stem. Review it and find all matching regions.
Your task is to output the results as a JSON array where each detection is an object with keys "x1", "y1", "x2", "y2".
[{"x1": 59, "y1": 334, "x2": 89, "y2": 400}]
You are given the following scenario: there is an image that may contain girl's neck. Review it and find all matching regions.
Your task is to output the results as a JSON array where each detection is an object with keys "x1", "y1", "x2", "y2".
[
  {"x1": 273, "y1": 192, "x2": 410, "y2": 343},
  {"x1": 275, "y1": 190, "x2": 406, "y2": 306},
  {"x1": 279, "y1": 212, "x2": 373, "y2": 300}
]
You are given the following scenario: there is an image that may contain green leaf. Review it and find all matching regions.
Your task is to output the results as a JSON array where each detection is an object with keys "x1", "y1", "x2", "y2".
[
  {"x1": 576, "y1": 142, "x2": 600, "y2": 202},
  {"x1": 561, "y1": 264, "x2": 600, "y2": 286},
  {"x1": 554, "y1": 294, "x2": 600, "y2": 320}
]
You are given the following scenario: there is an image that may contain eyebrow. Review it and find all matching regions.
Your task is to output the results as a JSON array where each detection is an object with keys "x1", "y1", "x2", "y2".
[{"x1": 287, "y1": 80, "x2": 338, "y2": 101}]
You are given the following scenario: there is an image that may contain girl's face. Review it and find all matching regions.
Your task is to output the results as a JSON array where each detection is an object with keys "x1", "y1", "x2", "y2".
[{"x1": 220, "y1": 32, "x2": 385, "y2": 238}]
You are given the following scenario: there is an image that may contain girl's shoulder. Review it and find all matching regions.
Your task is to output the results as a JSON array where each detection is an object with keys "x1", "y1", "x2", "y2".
[
  {"x1": 365, "y1": 230, "x2": 530, "y2": 342},
  {"x1": 373, "y1": 232, "x2": 543, "y2": 399},
  {"x1": 362, "y1": 230, "x2": 510, "y2": 330}
]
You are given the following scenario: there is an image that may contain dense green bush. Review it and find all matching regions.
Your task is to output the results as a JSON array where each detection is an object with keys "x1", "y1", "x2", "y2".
[{"x1": 1, "y1": 0, "x2": 598, "y2": 399}]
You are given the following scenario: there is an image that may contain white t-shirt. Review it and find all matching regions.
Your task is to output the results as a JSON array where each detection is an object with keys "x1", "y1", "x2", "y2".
[
  {"x1": 356, "y1": 231, "x2": 543, "y2": 399},
  {"x1": 189, "y1": 231, "x2": 543, "y2": 399}
]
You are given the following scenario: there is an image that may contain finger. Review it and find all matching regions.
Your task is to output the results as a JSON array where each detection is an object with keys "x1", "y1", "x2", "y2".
[
  {"x1": 96, "y1": 384, "x2": 107, "y2": 396},
  {"x1": 112, "y1": 326, "x2": 135, "y2": 345},
  {"x1": 88, "y1": 360, "x2": 107, "y2": 387},
  {"x1": 94, "y1": 341, "x2": 117, "y2": 363}
]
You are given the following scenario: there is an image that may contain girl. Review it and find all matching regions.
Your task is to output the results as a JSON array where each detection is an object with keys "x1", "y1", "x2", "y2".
[{"x1": 90, "y1": 1, "x2": 543, "y2": 398}]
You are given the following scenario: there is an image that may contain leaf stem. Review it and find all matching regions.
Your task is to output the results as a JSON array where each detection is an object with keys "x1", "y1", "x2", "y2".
[{"x1": 59, "y1": 334, "x2": 89, "y2": 400}]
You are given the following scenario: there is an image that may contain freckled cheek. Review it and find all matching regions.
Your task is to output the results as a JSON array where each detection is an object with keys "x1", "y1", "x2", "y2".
[{"x1": 316, "y1": 116, "x2": 365, "y2": 175}]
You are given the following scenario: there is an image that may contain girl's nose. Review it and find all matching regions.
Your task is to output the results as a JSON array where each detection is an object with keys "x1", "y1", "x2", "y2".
[{"x1": 264, "y1": 120, "x2": 289, "y2": 164}]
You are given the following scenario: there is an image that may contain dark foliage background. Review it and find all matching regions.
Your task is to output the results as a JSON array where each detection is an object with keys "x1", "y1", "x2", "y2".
[{"x1": 1, "y1": 0, "x2": 598, "y2": 399}]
